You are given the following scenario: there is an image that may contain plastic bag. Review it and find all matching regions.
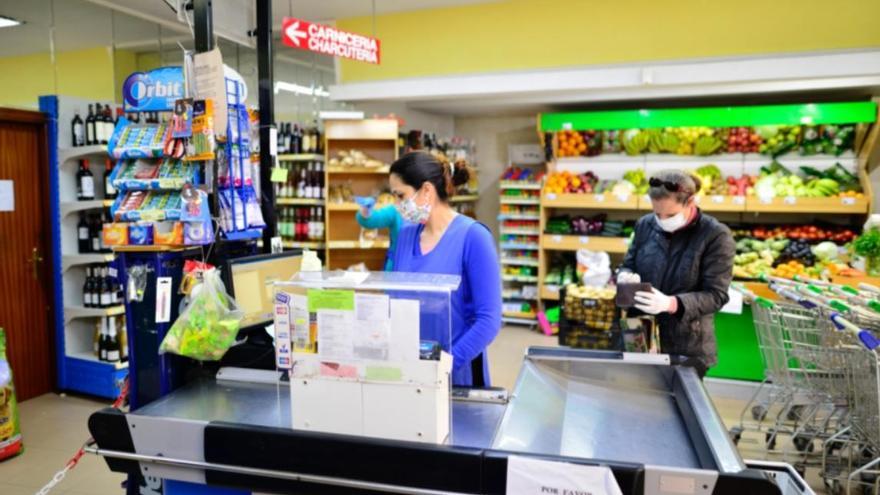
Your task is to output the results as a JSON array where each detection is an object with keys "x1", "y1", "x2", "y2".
[
  {"x1": 159, "y1": 269, "x2": 243, "y2": 361},
  {"x1": 576, "y1": 249, "x2": 611, "y2": 287},
  {"x1": 0, "y1": 328, "x2": 23, "y2": 461}
]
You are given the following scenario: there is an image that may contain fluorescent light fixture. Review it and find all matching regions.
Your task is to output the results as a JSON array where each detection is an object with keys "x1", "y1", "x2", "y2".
[
  {"x1": 273, "y1": 81, "x2": 330, "y2": 97},
  {"x1": 318, "y1": 111, "x2": 364, "y2": 120},
  {"x1": 0, "y1": 16, "x2": 22, "y2": 28}
]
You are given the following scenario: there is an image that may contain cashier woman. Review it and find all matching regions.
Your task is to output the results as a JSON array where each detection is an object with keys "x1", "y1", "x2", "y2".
[
  {"x1": 619, "y1": 170, "x2": 735, "y2": 378},
  {"x1": 386, "y1": 151, "x2": 502, "y2": 387}
]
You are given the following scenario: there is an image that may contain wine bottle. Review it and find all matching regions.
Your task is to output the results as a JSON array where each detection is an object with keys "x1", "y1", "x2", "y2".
[
  {"x1": 99, "y1": 316, "x2": 108, "y2": 361},
  {"x1": 104, "y1": 159, "x2": 116, "y2": 200},
  {"x1": 317, "y1": 162, "x2": 324, "y2": 199},
  {"x1": 106, "y1": 316, "x2": 120, "y2": 363},
  {"x1": 77, "y1": 160, "x2": 95, "y2": 200},
  {"x1": 101, "y1": 104, "x2": 113, "y2": 145},
  {"x1": 90, "y1": 215, "x2": 101, "y2": 254},
  {"x1": 71, "y1": 109, "x2": 85, "y2": 147},
  {"x1": 315, "y1": 207, "x2": 324, "y2": 240},
  {"x1": 83, "y1": 266, "x2": 93, "y2": 307},
  {"x1": 118, "y1": 315, "x2": 129, "y2": 362},
  {"x1": 94, "y1": 318, "x2": 101, "y2": 357},
  {"x1": 85, "y1": 104, "x2": 96, "y2": 146},
  {"x1": 78, "y1": 212, "x2": 91, "y2": 253}
]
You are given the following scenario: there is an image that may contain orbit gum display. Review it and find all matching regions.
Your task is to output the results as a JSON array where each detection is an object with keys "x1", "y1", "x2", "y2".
[{"x1": 159, "y1": 269, "x2": 243, "y2": 361}]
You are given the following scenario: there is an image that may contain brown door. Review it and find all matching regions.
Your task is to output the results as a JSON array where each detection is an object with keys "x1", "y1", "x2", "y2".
[{"x1": 0, "y1": 108, "x2": 53, "y2": 401}]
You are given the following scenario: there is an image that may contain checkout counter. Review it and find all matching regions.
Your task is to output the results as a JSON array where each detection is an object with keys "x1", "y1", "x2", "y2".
[{"x1": 87, "y1": 271, "x2": 814, "y2": 495}]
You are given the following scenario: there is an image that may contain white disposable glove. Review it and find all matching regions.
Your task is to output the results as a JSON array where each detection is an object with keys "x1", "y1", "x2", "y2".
[
  {"x1": 617, "y1": 271, "x2": 641, "y2": 284},
  {"x1": 634, "y1": 288, "x2": 676, "y2": 315}
]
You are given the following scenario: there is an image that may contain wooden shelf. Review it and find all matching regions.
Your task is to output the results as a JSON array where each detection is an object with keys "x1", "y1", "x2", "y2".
[
  {"x1": 327, "y1": 240, "x2": 390, "y2": 249},
  {"x1": 326, "y1": 166, "x2": 390, "y2": 174},
  {"x1": 693, "y1": 195, "x2": 747, "y2": 212},
  {"x1": 66, "y1": 351, "x2": 128, "y2": 369},
  {"x1": 499, "y1": 243, "x2": 539, "y2": 251},
  {"x1": 58, "y1": 145, "x2": 108, "y2": 163},
  {"x1": 500, "y1": 181, "x2": 542, "y2": 190},
  {"x1": 282, "y1": 240, "x2": 325, "y2": 250},
  {"x1": 325, "y1": 119, "x2": 398, "y2": 140},
  {"x1": 277, "y1": 198, "x2": 325, "y2": 205},
  {"x1": 541, "y1": 235, "x2": 629, "y2": 253},
  {"x1": 327, "y1": 203, "x2": 361, "y2": 211},
  {"x1": 60, "y1": 199, "x2": 114, "y2": 217},
  {"x1": 62, "y1": 253, "x2": 115, "y2": 271},
  {"x1": 277, "y1": 153, "x2": 324, "y2": 162},
  {"x1": 540, "y1": 286, "x2": 561, "y2": 301},
  {"x1": 744, "y1": 196, "x2": 869, "y2": 214},
  {"x1": 500, "y1": 197, "x2": 541, "y2": 205},
  {"x1": 65, "y1": 305, "x2": 125, "y2": 321},
  {"x1": 450, "y1": 194, "x2": 479, "y2": 203},
  {"x1": 542, "y1": 193, "x2": 639, "y2": 210},
  {"x1": 497, "y1": 214, "x2": 540, "y2": 221}
]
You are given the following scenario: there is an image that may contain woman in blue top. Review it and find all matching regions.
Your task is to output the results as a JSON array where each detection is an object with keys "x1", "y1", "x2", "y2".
[
  {"x1": 387, "y1": 151, "x2": 502, "y2": 387},
  {"x1": 356, "y1": 205, "x2": 403, "y2": 271}
]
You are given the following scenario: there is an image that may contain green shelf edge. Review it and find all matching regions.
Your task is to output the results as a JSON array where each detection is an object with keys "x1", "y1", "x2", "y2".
[{"x1": 540, "y1": 101, "x2": 877, "y2": 132}]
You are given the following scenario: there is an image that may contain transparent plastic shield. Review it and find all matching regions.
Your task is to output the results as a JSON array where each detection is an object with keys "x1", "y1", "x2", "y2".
[{"x1": 272, "y1": 271, "x2": 460, "y2": 444}]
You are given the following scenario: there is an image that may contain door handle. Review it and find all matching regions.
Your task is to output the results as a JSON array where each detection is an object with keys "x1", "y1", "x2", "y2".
[{"x1": 29, "y1": 247, "x2": 43, "y2": 280}]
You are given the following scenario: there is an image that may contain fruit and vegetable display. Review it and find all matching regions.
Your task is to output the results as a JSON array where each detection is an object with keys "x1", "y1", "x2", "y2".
[
  {"x1": 544, "y1": 170, "x2": 598, "y2": 194},
  {"x1": 545, "y1": 214, "x2": 633, "y2": 238},
  {"x1": 732, "y1": 229, "x2": 852, "y2": 280},
  {"x1": 551, "y1": 124, "x2": 857, "y2": 159},
  {"x1": 545, "y1": 254, "x2": 577, "y2": 287},
  {"x1": 749, "y1": 224, "x2": 855, "y2": 243},
  {"x1": 503, "y1": 265, "x2": 537, "y2": 280}
]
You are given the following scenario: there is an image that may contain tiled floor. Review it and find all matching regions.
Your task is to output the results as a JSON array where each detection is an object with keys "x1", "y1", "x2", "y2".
[{"x1": 0, "y1": 325, "x2": 823, "y2": 494}]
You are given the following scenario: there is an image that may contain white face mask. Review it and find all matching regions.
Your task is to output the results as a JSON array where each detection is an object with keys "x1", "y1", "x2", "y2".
[{"x1": 655, "y1": 211, "x2": 688, "y2": 232}]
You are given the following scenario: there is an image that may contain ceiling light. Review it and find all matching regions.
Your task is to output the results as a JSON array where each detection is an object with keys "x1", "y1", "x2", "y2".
[
  {"x1": 0, "y1": 16, "x2": 22, "y2": 28},
  {"x1": 273, "y1": 81, "x2": 330, "y2": 98}
]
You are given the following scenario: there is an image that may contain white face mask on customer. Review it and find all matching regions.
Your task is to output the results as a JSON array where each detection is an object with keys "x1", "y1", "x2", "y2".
[{"x1": 655, "y1": 211, "x2": 688, "y2": 232}]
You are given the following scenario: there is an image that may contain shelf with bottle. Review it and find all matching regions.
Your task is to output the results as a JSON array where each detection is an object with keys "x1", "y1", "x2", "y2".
[
  {"x1": 62, "y1": 253, "x2": 116, "y2": 272},
  {"x1": 64, "y1": 305, "x2": 125, "y2": 321},
  {"x1": 69, "y1": 102, "x2": 119, "y2": 150},
  {"x1": 276, "y1": 121, "x2": 324, "y2": 156},
  {"x1": 274, "y1": 160, "x2": 325, "y2": 202},
  {"x1": 65, "y1": 311, "x2": 128, "y2": 368},
  {"x1": 276, "y1": 205, "x2": 325, "y2": 247}
]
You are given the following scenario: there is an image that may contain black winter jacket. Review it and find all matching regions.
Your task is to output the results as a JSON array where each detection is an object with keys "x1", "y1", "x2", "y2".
[{"x1": 621, "y1": 210, "x2": 735, "y2": 368}]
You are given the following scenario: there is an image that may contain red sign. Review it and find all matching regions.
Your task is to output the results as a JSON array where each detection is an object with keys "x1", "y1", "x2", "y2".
[{"x1": 282, "y1": 17, "x2": 381, "y2": 65}]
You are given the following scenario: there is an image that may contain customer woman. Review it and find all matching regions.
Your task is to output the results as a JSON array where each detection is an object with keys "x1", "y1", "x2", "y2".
[
  {"x1": 356, "y1": 203, "x2": 403, "y2": 271},
  {"x1": 388, "y1": 151, "x2": 502, "y2": 387},
  {"x1": 619, "y1": 170, "x2": 735, "y2": 378}
]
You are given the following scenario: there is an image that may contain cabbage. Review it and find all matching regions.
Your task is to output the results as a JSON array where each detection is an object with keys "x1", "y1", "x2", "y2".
[{"x1": 812, "y1": 241, "x2": 839, "y2": 262}]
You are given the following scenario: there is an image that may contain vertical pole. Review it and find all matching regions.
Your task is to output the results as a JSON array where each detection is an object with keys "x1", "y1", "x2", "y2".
[
  {"x1": 256, "y1": 0, "x2": 276, "y2": 249},
  {"x1": 193, "y1": 0, "x2": 214, "y2": 53}
]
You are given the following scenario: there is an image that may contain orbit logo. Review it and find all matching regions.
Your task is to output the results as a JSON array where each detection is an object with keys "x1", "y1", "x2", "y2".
[{"x1": 122, "y1": 67, "x2": 184, "y2": 112}]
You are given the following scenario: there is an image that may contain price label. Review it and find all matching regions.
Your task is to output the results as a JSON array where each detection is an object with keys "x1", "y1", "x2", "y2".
[
  {"x1": 784, "y1": 196, "x2": 797, "y2": 205},
  {"x1": 271, "y1": 167, "x2": 289, "y2": 183},
  {"x1": 643, "y1": 194, "x2": 651, "y2": 204},
  {"x1": 842, "y1": 197, "x2": 857, "y2": 206},
  {"x1": 545, "y1": 193, "x2": 557, "y2": 200},
  {"x1": 733, "y1": 196, "x2": 746, "y2": 205},
  {"x1": 594, "y1": 194, "x2": 606, "y2": 202},
  {"x1": 711, "y1": 195, "x2": 725, "y2": 204},
  {"x1": 108, "y1": 267, "x2": 118, "y2": 278},
  {"x1": 562, "y1": 122, "x2": 573, "y2": 130},
  {"x1": 552, "y1": 235, "x2": 562, "y2": 243},
  {"x1": 579, "y1": 236, "x2": 589, "y2": 244},
  {"x1": 140, "y1": 210, "x2": 164, "y2": 221},
  {"x1": 759, "y1": 196, "x2": 773, "y2": 205},
  {"x1": 693, "y1": 195, "x2": 702, "y2": 204},
  {"x1": 615, "y1": 193, "x2": 630, "y2": 202}
]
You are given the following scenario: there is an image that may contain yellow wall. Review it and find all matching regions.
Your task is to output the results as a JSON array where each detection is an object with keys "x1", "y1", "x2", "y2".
[
  {"x1": 337, "y1": 0, "x2": 880, "y2": 83},
  {"x1": 0, "y1": 47, "x2": 152, "y2": 109}
]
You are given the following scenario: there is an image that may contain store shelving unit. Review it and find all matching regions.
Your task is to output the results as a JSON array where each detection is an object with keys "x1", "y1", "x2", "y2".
[
  {"x1": 499, "y1": 144, "x2": 545, "y2": 325},
  {"x1": 41, "y1": 95, "x2": 128, "y2": 399},
  {"x1": 324, "y1": 119, "x2": 399, "y2": 270}
]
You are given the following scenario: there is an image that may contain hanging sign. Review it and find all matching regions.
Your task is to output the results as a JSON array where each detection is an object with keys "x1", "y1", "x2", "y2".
[
  {"x1": 122, "y1": 66, "x2": 185, "y2": 113},
  {"x1": 282, "y1": 17, "x2": 381, "y2": 64}
]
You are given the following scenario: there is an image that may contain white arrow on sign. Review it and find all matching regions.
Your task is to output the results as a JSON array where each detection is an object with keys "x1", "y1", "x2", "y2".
[{"x1": 285, "y1": 21, "x2": 307, "y2": 46}]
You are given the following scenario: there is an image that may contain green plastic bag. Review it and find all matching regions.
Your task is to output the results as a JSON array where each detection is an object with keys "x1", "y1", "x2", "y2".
[
  {"x1": 0, "y1": 328, "x2": 23, "y2": 461},
  {"x1": 159, "y1": 269, "x2": 243, "y2": 361}
]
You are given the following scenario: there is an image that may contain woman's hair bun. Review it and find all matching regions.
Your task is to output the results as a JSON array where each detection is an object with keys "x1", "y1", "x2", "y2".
[{"x1": 452, "y1": 161, "x2": 471, "y2": 187}]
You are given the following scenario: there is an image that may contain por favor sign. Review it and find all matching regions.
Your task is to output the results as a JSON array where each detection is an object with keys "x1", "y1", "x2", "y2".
[{"x1": 282, "y1": 17, "x2": 381, "y2": 64}]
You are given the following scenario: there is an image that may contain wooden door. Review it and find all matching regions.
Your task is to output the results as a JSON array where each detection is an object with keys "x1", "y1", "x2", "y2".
[{"x1": 0, "y1": 108, "x2": 53, "y2": 401}]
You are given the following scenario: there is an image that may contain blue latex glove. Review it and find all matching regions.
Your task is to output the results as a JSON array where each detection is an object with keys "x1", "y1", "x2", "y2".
[{"x1": 354, "y1": 196, "x2": 376, "y2": 216}]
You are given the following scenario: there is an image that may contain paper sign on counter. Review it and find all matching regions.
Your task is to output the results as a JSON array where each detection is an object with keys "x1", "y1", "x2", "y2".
[
  {"x1": 506, "y1": 456, "x2": 622, "y2": 495},
  {"x1": 290, "y1": 294, "x2": 310, "y2": 352},
  {"x1": 317, "y1": 309, "x2": 355, "y2": 359},
  {"x1": 389, "y1": 299, "x2": 420, "y2": 362},
  {"x1": 308, "y1": 289, "x2": 355, "y2": 312},
  {"x1": 354, "y1": 293, "x2": 391, "y2": 360}
]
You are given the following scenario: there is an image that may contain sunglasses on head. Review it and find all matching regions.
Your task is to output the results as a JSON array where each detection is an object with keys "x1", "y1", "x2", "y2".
[{"x1": 649, "y1": 177, "x2": 682, "y2": 192}]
